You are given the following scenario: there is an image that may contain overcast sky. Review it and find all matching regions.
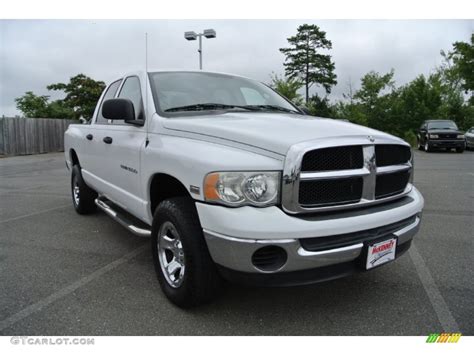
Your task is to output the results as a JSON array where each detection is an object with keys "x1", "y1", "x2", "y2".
[{"x1": 0, "y1": 19, "x2": 472, "y2": 116}]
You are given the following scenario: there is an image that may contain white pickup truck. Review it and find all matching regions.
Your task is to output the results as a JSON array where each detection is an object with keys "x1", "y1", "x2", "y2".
[{"x1": 65, "y1": 70, "x2": 424, "y2": 307}]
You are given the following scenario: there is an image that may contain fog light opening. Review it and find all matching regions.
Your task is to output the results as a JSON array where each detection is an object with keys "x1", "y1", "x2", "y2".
[{"x1": 251, "y1": 246, "x2": 288, "y2": 272}]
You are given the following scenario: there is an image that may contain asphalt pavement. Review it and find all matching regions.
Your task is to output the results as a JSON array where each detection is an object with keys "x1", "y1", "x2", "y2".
[{"x1": 0, "y1": 149, "x2": 473, "y2": 335}]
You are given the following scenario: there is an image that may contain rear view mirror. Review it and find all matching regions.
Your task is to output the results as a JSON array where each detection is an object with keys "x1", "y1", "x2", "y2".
[{"x1": 102, "y1": 98, "x2": 135, "y2": 121}]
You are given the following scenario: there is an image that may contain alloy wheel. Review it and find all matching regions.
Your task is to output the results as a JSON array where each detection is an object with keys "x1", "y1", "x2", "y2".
[{"x1": 157, "y1": 221, "x2": 186, "y2": 288}]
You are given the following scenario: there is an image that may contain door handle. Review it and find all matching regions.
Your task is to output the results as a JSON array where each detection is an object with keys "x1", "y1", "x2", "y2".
[
  {"x1": 86, "y1": 134, "x2": 93, "y2": 141},
  {"x1": 103, "y1": 136, "x2": 113, "y2": 144}
]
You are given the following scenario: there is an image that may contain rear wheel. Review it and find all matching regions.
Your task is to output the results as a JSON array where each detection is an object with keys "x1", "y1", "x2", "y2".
[
  {"x1": 151, "y1": 197, "x2": 222, "y2": 308},
  {"x1": 71, "y1": 165, "x2": 97, "y2": 214}
]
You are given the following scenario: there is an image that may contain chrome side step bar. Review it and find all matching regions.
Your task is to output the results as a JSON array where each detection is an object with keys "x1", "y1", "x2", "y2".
[{"x1": 95, "y1": 198, "x2": 151, "y2": 237}]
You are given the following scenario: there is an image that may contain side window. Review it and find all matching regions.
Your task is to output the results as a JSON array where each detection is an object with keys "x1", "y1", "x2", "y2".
[
  {"x1": 96, "y1": 80, "x2": 122, "y2": 124},
  {"x1": 116, "y1": 76, "x2": 144, "y2": 123}
]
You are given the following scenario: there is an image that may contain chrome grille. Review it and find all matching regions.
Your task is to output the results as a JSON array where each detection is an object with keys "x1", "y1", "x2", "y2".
[
  {"x1": 282, "y1": 137, "x2": 413, "y2": 214},
  {"x1": 438, "y1": 133, "x2": 457, "y2": 139}
]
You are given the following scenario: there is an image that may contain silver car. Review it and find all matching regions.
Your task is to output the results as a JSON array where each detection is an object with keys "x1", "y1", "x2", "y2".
[{"x1": 466, "y1": 127, "x2": 474, "y2": 150}]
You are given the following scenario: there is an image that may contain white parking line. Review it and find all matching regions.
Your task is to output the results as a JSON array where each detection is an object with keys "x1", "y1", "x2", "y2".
[
  {"x1": 0, "y1": 245, "x2": 148, "y2": 332},
  {"x1": 0, "y1": 204, "x2": 70, "y2": 224},
  {"x1": 409, "y1": 244, "x2": 460, "y2": 332}
]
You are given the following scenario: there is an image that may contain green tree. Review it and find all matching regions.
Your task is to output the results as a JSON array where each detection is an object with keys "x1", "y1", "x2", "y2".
[
  {"x1": 269, "y1": 73, "x2": 304, "y2": 105},
  {"x1": 352, "y1": 70, "x2": 398, "y2": 133},
  {"x1": 307, "y1": 94, "x2": 336, "y2": 118},
  {"x1": 354, "y1": 70, "x2": 395, "y2": 109},
  {"x1": 15, "y1": 92, "x2": 76, "y2": 119},
  {"x1": 333, "y1": 101, "x2": 368, "y2": 126},
  {"x1": 47, "y1": 74, "x2": 106, "y2": 119},
  {"x1": 46, "y1": 100, "x2": 76, "y2": 119},
  {"x1": 14, "y1": 92, "x2": 50, "y2": 118},
  {"x1": 393, "y1": 74, "x2": 443, "y2": 135},
  {"x1": 279, "y1": 24, "x2": 337, "y2": 103},
  {"x1": 449, "y1": 33, "x2": 474, "y2": 101}
]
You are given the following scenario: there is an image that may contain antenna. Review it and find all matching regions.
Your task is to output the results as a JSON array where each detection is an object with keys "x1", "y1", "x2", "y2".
[{"x1": 145, "y1": 32, "x2": 149, "y2": 144}]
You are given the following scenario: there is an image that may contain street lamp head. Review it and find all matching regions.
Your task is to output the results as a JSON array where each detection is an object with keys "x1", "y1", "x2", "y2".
[
  {"x1": 203, "y1": 29, "x2": 216, "y2": 39},
  {"x1": 184, "y1": 31, "x2": 197, "y2": 41}
]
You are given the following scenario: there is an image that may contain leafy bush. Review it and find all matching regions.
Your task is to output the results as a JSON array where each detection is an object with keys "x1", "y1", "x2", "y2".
[{"x1": 403, "y1": 131, "x2": 418, "y2": 147}]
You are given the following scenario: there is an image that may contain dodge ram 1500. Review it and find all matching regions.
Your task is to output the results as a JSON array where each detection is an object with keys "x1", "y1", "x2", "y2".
[{"x1": 64, "y1": 70, "x2": 424, "y2": 307}]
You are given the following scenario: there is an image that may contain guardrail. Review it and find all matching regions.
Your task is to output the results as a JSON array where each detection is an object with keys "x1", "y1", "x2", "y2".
[{"x1": 0, "y1": 117, "x2": 75, "y2": 156}]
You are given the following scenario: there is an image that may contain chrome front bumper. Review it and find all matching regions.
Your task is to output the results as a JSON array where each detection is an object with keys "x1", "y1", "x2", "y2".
[
  {"x1": 203, "y1": 215, "x2": 421, "y2": 273},
  {"x1": 199, "y1": 186, "x2": 424, "y2": 274}
]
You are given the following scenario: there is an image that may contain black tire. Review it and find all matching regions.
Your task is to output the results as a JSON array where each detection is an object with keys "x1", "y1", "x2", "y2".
[
  {"x1": 424, "y1": 141, "x2": 432, "y2": 152},
  {"x1": 151, "y1": 197, "x2": 222, "y2": 308},
  {"x1": 417, "y1": 139, "x2": 424, "y2": 151},
  {"x1": 71, "y1": 165, "x2": 97, "y2": 214},
  {"x1": 456, "y1": 147, "x2": 465, "y2": 153}
]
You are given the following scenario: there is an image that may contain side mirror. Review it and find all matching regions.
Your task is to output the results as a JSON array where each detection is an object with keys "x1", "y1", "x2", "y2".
[
  {"x1": 102, "y1": 98, "x2": 136, "y2": 121},
  {"x1": 298, "y1": 105, "x2": 311, "y2": 115}
]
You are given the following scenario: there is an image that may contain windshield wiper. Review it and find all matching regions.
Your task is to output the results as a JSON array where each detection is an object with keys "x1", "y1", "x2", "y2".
[
  {"x1": 164, "y1": 103, "x2": 259, "y2": 112},
  {"x1": 243, "y1": 104, "x2": 300, "y2": 114}
]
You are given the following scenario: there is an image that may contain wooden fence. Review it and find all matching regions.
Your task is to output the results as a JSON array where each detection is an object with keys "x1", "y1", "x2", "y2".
[{"x1": 0, "y1": 117, "x2": 75, "y2": 156}]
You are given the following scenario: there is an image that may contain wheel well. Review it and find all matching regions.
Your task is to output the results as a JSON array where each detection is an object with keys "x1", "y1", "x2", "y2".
[
  {"x1": 70, "y1": 149, "x2": 80, "y2": 167},
  {"x1": 150, "y1": 174, "x2": 191, "y2": 214}
]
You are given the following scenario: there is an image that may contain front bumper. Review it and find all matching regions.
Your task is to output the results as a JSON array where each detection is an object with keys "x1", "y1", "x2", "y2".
[
  {"x1": 428, "y1": 139, "x2": 465, "y2": 149},
  {"x1": 197, "y1": 186, "x2": 424, "y2": 284}
]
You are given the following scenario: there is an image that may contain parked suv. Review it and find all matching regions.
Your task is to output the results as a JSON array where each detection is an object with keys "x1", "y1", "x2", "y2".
[
  {"x1": 64, "y1": 70, "x2": 424, "y2": 307},
  {"x1": 417, "y1": 120, "x2": 465, "y2": 153}
]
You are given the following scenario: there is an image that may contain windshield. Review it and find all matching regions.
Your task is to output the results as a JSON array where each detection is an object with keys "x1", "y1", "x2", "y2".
[
  {"x1": 149, "y1": 72, "x2": 300, "y2": 115},
  {"x1": 427, "y1": 121, "x2": 458, "y2": 130}
]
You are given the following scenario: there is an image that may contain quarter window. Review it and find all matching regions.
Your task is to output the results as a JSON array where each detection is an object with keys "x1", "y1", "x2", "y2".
[{"x1": 116, "y1": 76, "x2": 144, "y2": 123}]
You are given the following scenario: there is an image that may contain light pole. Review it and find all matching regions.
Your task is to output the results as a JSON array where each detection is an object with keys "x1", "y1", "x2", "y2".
[{"x1": 184, "y1": 29, "x2": 216, "y2": 70}]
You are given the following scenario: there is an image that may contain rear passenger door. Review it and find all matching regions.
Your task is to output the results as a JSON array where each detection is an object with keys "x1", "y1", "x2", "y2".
[
  {"x1": 96, "y1": 76, "x2": 148, "y2": 217},
  {"x1": 80, "y1": 79, "x2": 122, "y2": 191}
]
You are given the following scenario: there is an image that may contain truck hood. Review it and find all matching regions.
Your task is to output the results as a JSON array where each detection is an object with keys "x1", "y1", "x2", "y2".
[{"x1": 162, "y1": 113, "x2": 403, "y2": 155}]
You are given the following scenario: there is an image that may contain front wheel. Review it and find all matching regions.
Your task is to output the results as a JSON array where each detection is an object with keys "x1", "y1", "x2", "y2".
[
  {"x1": 417, "y1": 138, "x2": 424, "y2": 151},
  {"x1": 151, "y1": 197, "x2": 222, "y2": 308},
  {"x1": 424, "y1": 142, "x2": 432, "y2": 152},
  {"x1": 456, "y1": 147, "x2": 465, "y2": 153}
]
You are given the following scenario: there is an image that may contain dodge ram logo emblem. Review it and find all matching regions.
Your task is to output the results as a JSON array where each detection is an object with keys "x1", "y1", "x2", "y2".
[{"x1": 368, "y1": 135, "x2": 375, "y2": 142}]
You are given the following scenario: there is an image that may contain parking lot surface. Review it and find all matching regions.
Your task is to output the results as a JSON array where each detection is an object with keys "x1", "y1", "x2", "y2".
[{"x1": 0, "y1": 150, "x2": 473, "y2": 335}]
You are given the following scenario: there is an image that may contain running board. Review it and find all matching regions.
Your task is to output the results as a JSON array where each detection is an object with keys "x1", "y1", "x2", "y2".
[{"x1": 95, "y1": 198, "x2": 151, "y2": 237}]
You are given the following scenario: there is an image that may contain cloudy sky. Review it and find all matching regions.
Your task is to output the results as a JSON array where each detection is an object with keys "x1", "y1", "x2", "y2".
[{"x1": 0, "y1": 20, "x2": 472, "y2": 116}]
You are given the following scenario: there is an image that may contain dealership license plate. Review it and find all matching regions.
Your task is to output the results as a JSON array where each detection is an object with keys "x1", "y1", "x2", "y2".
[{"x1": 366, "y1": 238, "x2": 397, "y2": 270}]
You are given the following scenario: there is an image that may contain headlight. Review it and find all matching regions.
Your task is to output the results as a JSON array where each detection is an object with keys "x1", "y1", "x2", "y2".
[
  {"x1": 429, "y1": 134, "x2": 439, "y2": 139},
  {"x1": 457, "y1": 134, "x2": 465, "y2": 139},
  {"x1": 204, "y1": 171, "x2": 280, "y2": 207}
]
